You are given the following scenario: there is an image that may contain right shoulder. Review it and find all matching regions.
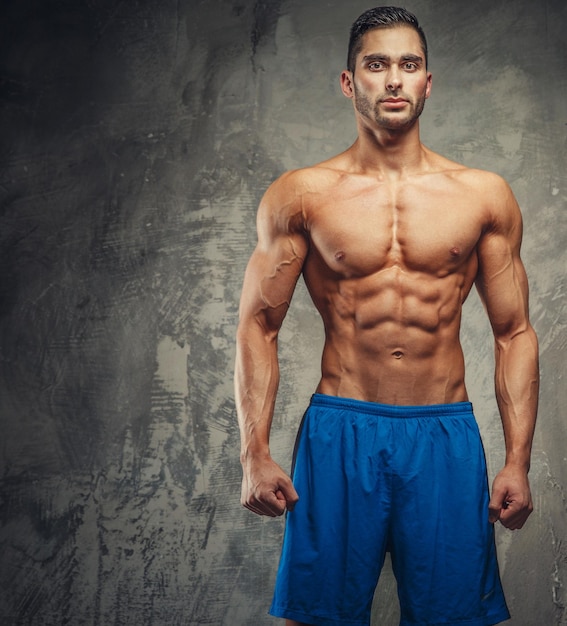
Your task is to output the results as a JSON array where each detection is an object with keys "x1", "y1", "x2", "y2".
[
  {"x1": 258, "y1": 162, "x2": 343, "y2": 229},
  {"x1": 263, "y1": 163, "x2": 341, "y2": 202}
]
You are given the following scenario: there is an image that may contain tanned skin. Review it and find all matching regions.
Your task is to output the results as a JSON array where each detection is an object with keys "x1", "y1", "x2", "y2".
[{"x1": 235, "y1": 26, "x2": 539, "y2": 626}]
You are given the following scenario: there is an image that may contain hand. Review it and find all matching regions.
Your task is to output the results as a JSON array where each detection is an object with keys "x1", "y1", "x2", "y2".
[
  {"x1": 489, "y1": 465, "x2": 533, "y2": 530},
  {"x1": 240, "y1": 454, "x2": 299, "y2": 517}
]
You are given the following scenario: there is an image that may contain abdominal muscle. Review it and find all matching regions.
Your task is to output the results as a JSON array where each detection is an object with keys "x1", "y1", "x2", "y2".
[{"x1": 308, "y1": 267, "x2": 470, "y2": 406}]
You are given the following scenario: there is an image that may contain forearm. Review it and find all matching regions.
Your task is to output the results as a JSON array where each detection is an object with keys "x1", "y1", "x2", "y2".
[
  {"x1": 235, "y1": 322, "x2": 280, "y2": 462},
  {"x1": 494, "y1": 325, "x2": 539, "y2": 470}
]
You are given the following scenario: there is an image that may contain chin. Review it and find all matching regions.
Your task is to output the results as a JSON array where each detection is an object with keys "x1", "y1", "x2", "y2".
[{"x1": 376, "y1": 116, "x2": 418, "y2": 131}]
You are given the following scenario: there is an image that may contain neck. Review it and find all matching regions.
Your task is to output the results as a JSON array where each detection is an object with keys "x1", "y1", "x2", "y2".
[{"x1": 351, "y1": 119, "x2": 427, "y2": 178}]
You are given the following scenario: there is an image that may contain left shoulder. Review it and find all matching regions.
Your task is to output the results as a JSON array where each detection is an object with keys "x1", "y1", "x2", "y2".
[
  {"x1": 466, "y1": 171, "x2": 523, "y2": 247},
  {"x1": 465, "y1": 169, "x2": 520, "y2": 226},
  {"x1": 462, "y1": 168, "x2": 515, "y2": 201},
  {"x1": 443, "y1": 163, "x2": 512, "y2": 198},
  {"x1": 422, "y1": 149, "x2": 522, "y2": 229},
  {"x1": 438, "y1": 159, "x2": 521, "y2": 231},
  {"x1": 423, "y1": 150, "x2": 511, "y2": 195},
  {"x1": 474, "y1": 171, "x2": 522, "y2": 235}
]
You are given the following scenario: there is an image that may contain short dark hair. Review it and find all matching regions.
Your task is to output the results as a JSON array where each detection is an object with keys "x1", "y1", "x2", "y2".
[{"x1": 347, "y1": 6, "x2": 428, "y2": 73}]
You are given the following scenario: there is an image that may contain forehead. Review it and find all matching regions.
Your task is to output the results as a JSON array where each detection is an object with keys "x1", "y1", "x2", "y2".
[{"x1": 357, "y1": 25, "x2": 424, "y2": 60}]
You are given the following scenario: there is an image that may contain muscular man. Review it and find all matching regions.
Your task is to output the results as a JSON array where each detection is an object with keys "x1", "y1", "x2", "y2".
[{"x1": 235, "y1": 7, "x2": 539, "y2": 626}]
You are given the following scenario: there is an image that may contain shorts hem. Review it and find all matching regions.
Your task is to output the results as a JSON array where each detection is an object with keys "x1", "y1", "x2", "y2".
[
  {"x1": 399, "y1": 607, "x2": 510, "y2": 625},
  {"x1": 270, "y1": 606, "x2": 510, "y2": 626},
  {"x1": 269, "y1": 605, "x2": 368, "y2": 625}
]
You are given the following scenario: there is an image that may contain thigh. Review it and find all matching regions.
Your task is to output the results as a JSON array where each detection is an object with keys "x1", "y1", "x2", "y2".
[
  {"x1": 389, "y1": 413, "x2": 509, "y2": 626},
  {"x1": 270, "y1": 404, "x2": 391, "y2": 625}
]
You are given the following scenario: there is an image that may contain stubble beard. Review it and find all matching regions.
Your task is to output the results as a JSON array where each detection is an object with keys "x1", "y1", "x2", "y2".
[{"x1": 354, "y1": 84, "x2": 427, "y2": 132}]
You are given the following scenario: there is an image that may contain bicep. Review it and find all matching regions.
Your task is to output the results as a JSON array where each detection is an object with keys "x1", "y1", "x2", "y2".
[
  {"x1": 238, "y1": 173, "x2": 309, "y2": 336},
  {"x1": 239, "y1": 233, "x2": 306, "y2": 336},
  {"x1": 475, "y1": 191, "x2": 530, "y2": 339}
]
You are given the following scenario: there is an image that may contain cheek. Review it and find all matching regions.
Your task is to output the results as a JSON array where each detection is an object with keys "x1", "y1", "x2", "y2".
[{"x1": 354, "y1": 79, "x2": 382, "y2": 102}]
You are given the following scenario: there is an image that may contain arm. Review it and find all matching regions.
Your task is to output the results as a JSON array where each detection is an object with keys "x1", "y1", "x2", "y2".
[
  {"x1": 475, "y1": 177, "x2": 539, "y2": 530},
  {"x1": 235, "y1": 174, "x2": 308, "y2": 516}
]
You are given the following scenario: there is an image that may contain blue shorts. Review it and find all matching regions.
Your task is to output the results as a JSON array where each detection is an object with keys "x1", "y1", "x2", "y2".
[{"x1": 269, "y1": 394, "x2": 510, "y2": 626}]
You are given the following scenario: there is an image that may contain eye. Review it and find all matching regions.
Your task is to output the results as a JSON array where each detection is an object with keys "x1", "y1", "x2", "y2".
[
  {"x1": 403, "y1": 62, "x2": 418, "y2": 71},
  {"x1": 368, "y1": 61, "x2": 384, "y2": 71}
]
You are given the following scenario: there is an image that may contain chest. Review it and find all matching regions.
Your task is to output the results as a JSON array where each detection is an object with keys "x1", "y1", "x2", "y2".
[{"x1": 305, "y1": 180, "x2": 484, "y2": 278}]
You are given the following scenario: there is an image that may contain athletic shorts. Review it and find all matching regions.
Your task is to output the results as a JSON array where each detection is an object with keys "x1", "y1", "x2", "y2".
[{"x1": 269, "y1": 394, "x2": 510, "y2": 626}]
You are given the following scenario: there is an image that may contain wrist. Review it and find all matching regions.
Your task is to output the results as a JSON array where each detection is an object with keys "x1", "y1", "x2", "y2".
[
  {"x1": 503, "y1": 457, "x2": 531, "y2": 473},
  {"x1": 240, "y1": 446, "x2": 271, "y2": 466}
]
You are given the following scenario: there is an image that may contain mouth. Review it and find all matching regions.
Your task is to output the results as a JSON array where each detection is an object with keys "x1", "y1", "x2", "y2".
[{"x1": 380, "y1": 98, "x2": 409, "y2": 110}]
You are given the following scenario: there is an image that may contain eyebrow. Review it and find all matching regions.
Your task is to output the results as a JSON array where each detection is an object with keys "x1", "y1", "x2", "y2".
[{"x1": 362, "y1": 53, "x2": 424, "y2": 64}]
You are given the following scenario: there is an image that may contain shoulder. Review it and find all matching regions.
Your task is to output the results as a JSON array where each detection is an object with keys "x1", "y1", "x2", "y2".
[
  {"x1": 433, "y1": 155, "x2": 514, "y2": 200},
  {"x1": 426, "y1": 151, "x2": 506, "y2": 190},
  {"x1": 428, "y1": 152, "x2": 520, "y2": 224},
  {"x1": 453, "y1": 166, "x2": 511, "y2": 196},
  {"x1": 454, "y1": 169, "x2": 523, "y2": 245},
  {"x1": 464, "y1": 169, "x2": 521, "y2": 232},
  {"x1": 255, "y1": 165, "x2": 331, "y2": 239},
  {"x1": 265, "y1": 158, "x2": 347, "y2": 199},
  {"x1": 259, "y1": 157, "x2": 348, "y2": 219}
]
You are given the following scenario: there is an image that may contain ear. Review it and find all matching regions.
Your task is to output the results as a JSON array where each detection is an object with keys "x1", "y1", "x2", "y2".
[
  {"x1": 340, "y1": 70, "x2": 354, "y2": 99},
  {"x1": 425, "y1": 71, "x2": 432, "y2": 99}
]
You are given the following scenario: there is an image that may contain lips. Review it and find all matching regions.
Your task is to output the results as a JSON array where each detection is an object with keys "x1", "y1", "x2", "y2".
[{"x1": 380, "y1": 97, "x2": 409, "y2": 110}]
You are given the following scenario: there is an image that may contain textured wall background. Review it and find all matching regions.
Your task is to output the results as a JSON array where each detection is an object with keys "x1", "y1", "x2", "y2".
[{"x1": 0, "y1": 0, "x2": 565, "y2": 624}]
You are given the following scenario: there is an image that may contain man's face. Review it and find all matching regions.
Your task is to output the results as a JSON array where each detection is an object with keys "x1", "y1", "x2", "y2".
[{"x1": 344, "y1": 26, "x2": 432, "y2": 132}]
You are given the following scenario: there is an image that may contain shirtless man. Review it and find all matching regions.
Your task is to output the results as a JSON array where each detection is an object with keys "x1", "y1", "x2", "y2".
[{"x1": 235, "y1": 7, "x2": 539, "y2": 626}]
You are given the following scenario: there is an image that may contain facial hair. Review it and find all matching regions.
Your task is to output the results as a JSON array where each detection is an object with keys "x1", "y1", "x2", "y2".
[{"x1": 353, "y1": 83, "x2": 427, "y2": 131}]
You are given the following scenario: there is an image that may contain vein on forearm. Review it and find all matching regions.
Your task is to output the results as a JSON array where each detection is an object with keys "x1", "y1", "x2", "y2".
[{"x1": 494, "y1": 326, "x2": 539, "y2": 467}]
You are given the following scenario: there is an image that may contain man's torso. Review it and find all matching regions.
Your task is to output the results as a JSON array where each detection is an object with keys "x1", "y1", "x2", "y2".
[{"x1": 282, "y1": 149, "x2": 497, "y2": 405}]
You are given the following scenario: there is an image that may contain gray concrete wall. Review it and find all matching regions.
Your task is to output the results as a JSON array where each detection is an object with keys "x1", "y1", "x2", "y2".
[{"x1": 0, "y1": 0, "x2": 565, "y2": 624}]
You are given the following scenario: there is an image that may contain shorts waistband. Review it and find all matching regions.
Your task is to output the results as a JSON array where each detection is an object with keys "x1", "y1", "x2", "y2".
[{"x1": 310, "y1": 393, "x2": 473, "y2": 418}]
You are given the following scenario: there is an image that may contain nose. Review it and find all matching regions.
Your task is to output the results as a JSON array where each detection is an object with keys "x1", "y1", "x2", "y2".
[{"x1": 386, "y1": 66, "x2": 402, "y2": 91}]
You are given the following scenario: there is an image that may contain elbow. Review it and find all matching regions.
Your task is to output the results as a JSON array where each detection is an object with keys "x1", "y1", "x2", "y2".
[
  {"x1": 236, "y1": 314, "x2": 279, "y2": 349},
  {"x1": 493, "y1": 315, "x2": 537, "y2": 345},
  {"x1": 494, "y1": 323, "x2": 539, "y2": 361}
]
